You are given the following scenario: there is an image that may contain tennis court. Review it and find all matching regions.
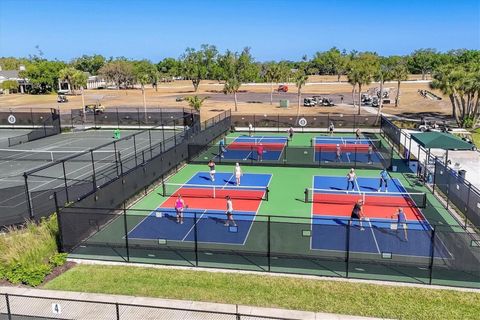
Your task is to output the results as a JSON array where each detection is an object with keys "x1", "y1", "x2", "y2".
[
  {"x1": 128, "y1": 172, "x2": 271, "y2": 245},
  {"x1": 217, "y1": 136, "x2": 288, "y2": 161},
  {"x1": 312, "y1": 136, "x2": 383, "y2": 163},
  {"x1": 61, "y1": 130, "x2": 479, "y2": 288},
  {"x1": 308, "y1": 175, "x2": 451, "y2": 258}
]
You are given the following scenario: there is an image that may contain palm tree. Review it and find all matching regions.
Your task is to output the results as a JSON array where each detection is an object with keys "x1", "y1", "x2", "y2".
[
  {"x1": 294, "y1": 70, "x2": 308, "y2": 116},
  {"x1": 185, "y1": 95, "x2": 209, "y2": 112},
  {"x1": 137, "y1": 73, "x2": 150, "y2": 121},
  {"x1": 347, "y1": 68, "x2": 360, "y2": 111},
  {"x1": 264, "y1": 63, "x2": 280, "y2": 105},
  {"x1": 223, "y1": 78, "x2": 241, "y2": 111},
  {"x1": 373, "y1": 58, "x2": 394, "y2": 124},
  {"x1": 391, "y1": 60, "x2": 409, "y2": 107},
  {"x1": 58, "y1": 67, "x2": 77, "y2": 93}
]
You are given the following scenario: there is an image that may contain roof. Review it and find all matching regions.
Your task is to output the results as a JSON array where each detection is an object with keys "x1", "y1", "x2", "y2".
[
  {"x1": 0, "y1": 70, "x2": 20, "y2": 79},
  {"x1": 410, "y1": 132, "x2": 474, "y2": 150}
]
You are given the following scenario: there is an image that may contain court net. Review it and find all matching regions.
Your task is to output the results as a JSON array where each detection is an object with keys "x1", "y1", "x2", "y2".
[
  {"x1": 305, "y1": 188, "x2": 427, "y2": 208},
  {"x1": 225, "y1": 136, "x2": 288, "y2": 146},
  {"x1": 311, "y1": 137, "x2": 381, "y2": 147},
  {"x1": 0, "y1": 148, "x2": 118, "y2": 162},
  {"x1": 162, "y1": 182, "x2": 269, "y2": 200}
]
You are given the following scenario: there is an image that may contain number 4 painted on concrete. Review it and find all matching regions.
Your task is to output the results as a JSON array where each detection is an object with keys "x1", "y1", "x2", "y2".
[{"x1": 52, "y1": 303, "x2": 62, "y2": 314}]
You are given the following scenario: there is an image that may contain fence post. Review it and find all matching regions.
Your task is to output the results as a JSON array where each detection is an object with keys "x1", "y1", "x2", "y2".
[
  {"x1": 465, "y1": 184, "x2": 472, "y2": 228},
  {"x1": 133, "y1": 135, "x2": 138, "y2": 166},
  {"x1": 30, "y1": 108, "x2": 34, "y2": 128},
  {"x1": 267, "y1": 215, "x2": 271, "y2": 272},
  {"x1": 235, "y1": 304, "x2": 241, "y2": 320},
  {"x1": 277, "y1": 114, "x2": 280, "y2": 133},
  {"x1": 428, "y1": 226, "x2": 436, "y2": 285},
  {"x1": 5, "y1": 293, "x2": 12, "y2": 320},
  {"x1": 123, "y1": 202, "x2": 130, "y2": 262},
  {"x1": 116, "y1": 302, "x2": 120, "y2": 320},
  {"x1": 24, "y1": 173, "x2": 34, "y2": 219},
  {"x1": 53, "y1": 192, "x2": 65, "y2": 252},
  {"x1": 161, "y1": 124, "x2": 166, "y2": 151},
  {"x1": 194, "y1": 212, "x2": 199, "y2": 267},
  {"x1": 345, "y1": 220, "x2": 351, "y2": 278},
  {"x1": 90, "y1": 150, "x2": 97, "y2": 192},
  {"x1": 62, "y1": 161, "x2": 69, "y2": 203}
]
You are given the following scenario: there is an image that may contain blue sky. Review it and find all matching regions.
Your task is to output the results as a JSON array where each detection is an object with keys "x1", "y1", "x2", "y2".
[{"x1": 0, "y1": 0, "x2": 478, "y2": 62}]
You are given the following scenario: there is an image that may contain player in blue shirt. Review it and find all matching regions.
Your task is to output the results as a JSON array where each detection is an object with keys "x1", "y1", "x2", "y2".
[
  {"x1": 378, "y1": 168, "x2": 389, "y2": 192},
  {"x1": 392, "y1": 207, "x2": 408, "y2": 241}
]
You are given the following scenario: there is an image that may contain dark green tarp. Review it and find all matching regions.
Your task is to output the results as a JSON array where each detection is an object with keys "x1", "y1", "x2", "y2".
[{"x1": 410, "y1": 132, "x2": 473, "y2": 150}]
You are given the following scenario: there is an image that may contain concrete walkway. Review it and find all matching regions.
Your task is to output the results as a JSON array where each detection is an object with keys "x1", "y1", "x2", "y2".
[{"x1": 0, "y1": 286, "x2": 389, "y2": 320}]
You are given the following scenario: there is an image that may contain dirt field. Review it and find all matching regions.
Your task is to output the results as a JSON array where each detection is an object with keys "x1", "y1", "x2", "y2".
[{"x1": 0, "y1": 75, "x2": 451, "y2": 120}]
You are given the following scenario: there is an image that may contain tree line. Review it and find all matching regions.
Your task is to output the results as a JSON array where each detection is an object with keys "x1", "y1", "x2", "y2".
[{"x1": 1, "y1": 47, "x2": 479, "y2": 127}]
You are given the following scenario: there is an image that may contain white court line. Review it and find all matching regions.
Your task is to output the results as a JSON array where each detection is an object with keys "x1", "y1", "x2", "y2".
[
  {"x1": 0, "y1": 142, "x2": 140, "y2": 207},
  {"x1": 182, "y1": 209, "x2": 207, "y2": 241},
  {"x1": 366, "y1": 218, "x2": 381, "y2": 254}
]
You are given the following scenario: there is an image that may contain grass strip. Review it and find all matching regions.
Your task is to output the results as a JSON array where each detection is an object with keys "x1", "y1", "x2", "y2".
[{"x1": 44, "y1": 264, "x2": 480, "y2": 320}]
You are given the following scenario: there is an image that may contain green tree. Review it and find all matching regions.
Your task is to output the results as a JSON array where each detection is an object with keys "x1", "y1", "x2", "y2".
[
  {"x1": 347, "y1": 53, "x2": 379, "y2": 114},
  {"x1": 156, "y1": 58, "x2": 182, "y2": 81},
  {"x1": 185, "y1": 95, "x2": 209, "y2": 112},
  {"x1": 311, "y1": 47, "x2": 349, "y2": 81},
  {"x1": 58, "y1": 67, "x2": 77, "y2": 92},
  {"x1": 408, "y1": 49, "x2": 438, "y2": 80},
  {"x1": 20, "y1": 60, "x2": 66, "y2": 94},
  {"x1": 293, "y1": 69, "x2": 308, "y2": 116},
  {"x1": 72, "y1": 55, "x2": 106, "y2": 75},
  {"x1": 0, "y1": 80, "x2": 19, "y2": 93},
  {"x1": 181, "y1": 44, "x2": 219, "y2": 92},
  {"x1": 99, "y1": 60, "x2": 134, "y2": 89},
  {"x1": 390, "y1": 57, "x2": 409, "y2": 107},
  {"x1": 373, "y1": 57, "x2": 395, "y2": 123},
  {"x1": 263, "y1": 62, "x2": 289, "y2": 105},
  {"x1": 133, "y1": 60, "x2": 158, "y2": 118},
  {"x1": 0, "y1": 57, "x2": 30, "y2": 71},
  {"x1": 219, "y1": 48, "x2": 258, "y2": 112},
  {"x1": 431, "y1": 63, "x2": 480, "y2": 127}
]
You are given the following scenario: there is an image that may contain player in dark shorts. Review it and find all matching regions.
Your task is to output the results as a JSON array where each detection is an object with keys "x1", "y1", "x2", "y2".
[
  {"x1": 350, "y1": 199, "x2": 365, "y2": 230},
  {"x1": 355, "y1": 128, "x2": 361, "y2": 142},
  {"x1": 288, "y1": 127, "x2": 294, "y2": 140}
]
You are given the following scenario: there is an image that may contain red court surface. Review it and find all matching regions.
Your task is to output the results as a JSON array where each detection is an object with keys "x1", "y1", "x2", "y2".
[
  {"x1": 161, "y1": 188, "x2": 263, "y2": 212},
  {"x1": 314, "y1": 144, "x2": 370, "y2": 151},
  {"x1": 229, "y1": 142, "x2": 285, "y2": 151},
  {"x1": 312, "y1": 193, "x2": 425, "y2": 221}
]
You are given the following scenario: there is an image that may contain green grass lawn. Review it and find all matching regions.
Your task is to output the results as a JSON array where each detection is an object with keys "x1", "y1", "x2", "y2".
[
  {"x1": 44, "y1": 265, "x2": 480, "y2": 320},
  {"x1": 471, "y1": 128, "x2": 480, "y2": 148}
]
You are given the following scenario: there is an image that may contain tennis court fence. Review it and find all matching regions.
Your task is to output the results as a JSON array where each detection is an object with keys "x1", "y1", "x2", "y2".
[
  {"x1": 188, "y1": 134, "x2": 392, "y2": 170},
  {"x1": 55, "y1": 205, "x2": 480, "y2": 289},
  {"x1": 11, "y1": 110, "x2": 231, "y2": 227},
  {"x1": 0, "y1": 108, "x2": 61, "y2": 147},
  {"x1": 0, "y1": 293, "x2": 293, "y2": 320},
  {"x1": 380, "y1": 116, "x2": 480, "y2": 229},
  {"x1": 60, "y1": 107, "x2": 199, "y2": 129},
  {"x1": 232, "y1": 114, "x2": 379, "y2": 132}
]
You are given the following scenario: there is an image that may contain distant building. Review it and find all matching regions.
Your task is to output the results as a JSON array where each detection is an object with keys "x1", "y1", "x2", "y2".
[
  {"x1": 0, "y1": 65, "x2": 29, "y2": 93},
  {"x1": 87, "y1": 75, "x2": 106, "y2": 89}
]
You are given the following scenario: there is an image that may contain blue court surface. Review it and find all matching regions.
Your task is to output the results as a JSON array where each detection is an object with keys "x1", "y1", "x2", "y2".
[
  {"x1": 128, "y1": 209, "x2": 255, "y2": 245},
  {"x1": 218, "y1": 136, "x2": 288, "y2": 161},
  {"x1": 309, "y1": 175, "x2": 451, "y2": 258},
  {"x1": 127, "y1": 171, "x2": 271, "y2": 245},
  {"x1": 313, "y1": 175, "x2": 405, "y2": 193},
  {"x1": 313, "y1": 136, "x2": 382, "y2": 163},
  {"x1": 186, "y1": 171, "x2": 272, "y2": 187}
]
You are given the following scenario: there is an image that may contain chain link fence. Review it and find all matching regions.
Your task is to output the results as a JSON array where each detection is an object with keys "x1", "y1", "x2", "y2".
[{"x1": 0, "y1": 293, "x2": 290, "y2": 320}]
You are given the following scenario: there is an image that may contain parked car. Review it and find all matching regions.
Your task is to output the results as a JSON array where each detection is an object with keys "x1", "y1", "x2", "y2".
[
  {"x1": 277, "y1": 85, "x2": 288, "y2": 93},
  {"x1": 57, "y1": 94, "x2": 68, "y2": 103},
  {"x1": 303, "y1": 98, "x2": 316, "y2": 107},
  {"x1": 84, "y1": 104, "x2": 105, "y2": 114}
]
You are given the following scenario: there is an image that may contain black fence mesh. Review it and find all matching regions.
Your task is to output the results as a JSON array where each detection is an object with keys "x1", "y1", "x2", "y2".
[
  {"x1": 61, "y1": 107, "x2": 199, "y2": 129},
  {"x1": 188, "y1": 138, "x2": 392, "y2": 170},
  {"x1": 58, "y1": 205, "x2": 480, "y2": 288},
  {"x1": 0, "y1": 293, "x2": 291, "y2": 320},
  {"x1": 380, "y1": 115, "x2": 480, "y2": 229},
  {"x1": 232, "y1": 114, "x2": 379, "y2": 132}
]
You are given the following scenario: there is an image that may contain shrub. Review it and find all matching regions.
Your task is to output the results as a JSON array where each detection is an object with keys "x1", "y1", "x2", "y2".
[{"x1": 0, "y1": 215, "x2": 64, "y2": 286}]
